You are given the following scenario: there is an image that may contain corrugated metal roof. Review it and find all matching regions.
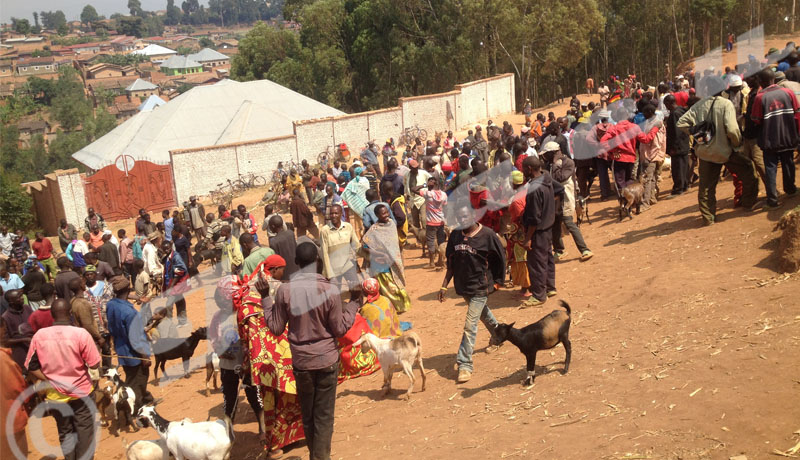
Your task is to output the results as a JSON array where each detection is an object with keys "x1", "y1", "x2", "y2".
[
  {"x1": 131, "y1": 44, "x2": 177, "y2": 56},
  {"x1": 187, "y1": 48, "x2": 230, "y2": 63},
  {"x1": 126, "y1": 78, "x2": 158, "y2": 91},
  {"x1": 138, "y1": 94, "x2": 167, "y2": 112},
  {"x1": 72, "y1": 79, "x2": 345, "y2": 170},
  {"x1": 160, "y1": 55, "x2": 202, "y2": 69}
]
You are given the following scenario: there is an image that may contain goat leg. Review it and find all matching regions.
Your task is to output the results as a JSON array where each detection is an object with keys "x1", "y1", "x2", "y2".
[
  {"x1": 183, "y1": 358, "x2": 191, "y2": 378},
  {"x1": 417, "y1": 354, "x2": 427, "y2": 392},
  {"x1": 380, "y1": 371, "x2": 392, "y2": 398},
  {"x1": 562, "y1": 338, "x2": 572, "y2": 374},
  {"x1": 401, "y1": 362, "x2": 415, "y2": 400},
  {"x1": 523, "y1": 352, "x2": 538, "y2": 386}
]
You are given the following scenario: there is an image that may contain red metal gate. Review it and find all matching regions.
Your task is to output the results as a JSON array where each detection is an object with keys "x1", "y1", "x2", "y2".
[{"x1": 83, "y1": 157, "x2": 176, "y2": 221}]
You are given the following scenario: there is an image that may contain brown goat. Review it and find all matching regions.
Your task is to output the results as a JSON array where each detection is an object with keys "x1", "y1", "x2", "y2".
[{"x1": 619, "y1": 182, "x2": 645, "y2": 221}]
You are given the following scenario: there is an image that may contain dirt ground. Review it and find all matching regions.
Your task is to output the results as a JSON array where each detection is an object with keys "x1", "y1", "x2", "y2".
[{"x1": 26, "y1": 77, "x2": 800, "y2": 459}]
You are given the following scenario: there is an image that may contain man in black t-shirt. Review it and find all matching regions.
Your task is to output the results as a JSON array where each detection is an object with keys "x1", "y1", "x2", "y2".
[
  {"x1": 439, "y1": 206, "x2": 505, "y2": 384},
  {"x1": 521, "y1": 155, "x2": 557, "y2": 307}
]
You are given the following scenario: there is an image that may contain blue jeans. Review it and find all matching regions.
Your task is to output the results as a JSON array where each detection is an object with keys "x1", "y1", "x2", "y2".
[
  {"x1": 764, "y1": 149, "x2": 797, "y2": 205},
  {"x1": 456, "y1": 295, "x2": 498, "y2": 373}
]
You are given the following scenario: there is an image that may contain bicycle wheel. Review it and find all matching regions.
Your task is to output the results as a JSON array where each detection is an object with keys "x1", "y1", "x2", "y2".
[
  {"x1": 233, "y1": 179, "x2": 248, "y2": 192},
  {"x1": 251, "y1": 175, "x2": 267, "y2": 187},
  {"x1": 271, "y1": 170, "x2": 282, "y2": 183},
  {"x1": 418, "y1": 129, "x2": 428, "y2": 141}
]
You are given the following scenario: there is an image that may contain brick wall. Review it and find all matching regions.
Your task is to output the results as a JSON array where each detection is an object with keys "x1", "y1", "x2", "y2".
[
  {"x1": 366, "y1": 108, "x2": 403, "y2": 146},
  {"x1": 167, "y1": 74, "x2": 516, "y2": 199},
  {"x1": 236, "y1": 136, "x2": 296, "y2": 178},
  {"x1": 332, "y1": 113, "x2": 369, "y2": 158},
  {"x1": 400, "y1": 91, "x2": 459, "y2": 137},
  {"x1": 57, "y1": 170, "x2": 88, "y2": 231},
  {"x1": 294, "y1": 118, "x2": 334, "y2": 166},
  {"x1": 171, "y1": 145, "x2": 236, "y2": 202}
]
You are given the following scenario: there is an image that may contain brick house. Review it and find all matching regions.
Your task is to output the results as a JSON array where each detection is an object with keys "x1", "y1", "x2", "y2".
[{"x1": 16, "y1": 56, "x2": 56, "y2": 76}]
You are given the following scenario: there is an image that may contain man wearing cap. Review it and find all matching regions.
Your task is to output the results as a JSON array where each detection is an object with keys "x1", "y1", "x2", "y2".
[
  {"x1": 677, "y1": 75, "x2": 759, "y2": 225},
  {"x1": 106, "y1": 275, "x2": 154, "y2": 409},
  {"x1": 142, "y1": 232, "x2": 162, "y2": 283},
  {"x1": 751, "y1": 68, "x2": 800, "y2": 208},
  {"x1": 520, "y1": 155, "x2": 556, "y2": 307},
  {"x1": 539, "y1": 142, "x2": 593, "y2": 262},
  {"x1": 187, "y1": 196, "x2": 207, "y2": 241}
]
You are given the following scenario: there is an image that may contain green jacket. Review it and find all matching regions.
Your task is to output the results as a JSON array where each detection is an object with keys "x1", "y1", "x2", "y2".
[{"x1": 676, "y1": 95, "x2": 741, "y2": 164}]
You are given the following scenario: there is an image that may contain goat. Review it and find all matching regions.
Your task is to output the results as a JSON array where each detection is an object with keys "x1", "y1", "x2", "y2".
[
  {"x1": 353, "y1": 332, "x2": 426, "y2": 400},
  {"x1": 137, "y1": 403, "x2": 234, "y2": 460},
  {"x1": 619, "y1": 182, "x2": 644, "y2": 221},
  {"x1": 94, "y1": 376, "x2": 116, "y2": 427},
  {"x1": 103, "y1": 368, "x2": 138, "y2": 433},
  {"x1": 205, "y1": 352, "x2": 220, "y2": 397},
  {"x1": 123, "y1": 437, "x2": 170, "y2": 460},
  {"x1": 490, "y1": 300, "x2": 572, "y2": 387},
  {"x1": 152, "y1": 327, "x2": 208, "y2": 384}
]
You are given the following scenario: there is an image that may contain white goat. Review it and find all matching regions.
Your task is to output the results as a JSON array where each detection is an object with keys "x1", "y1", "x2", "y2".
[
  {"x1": 353, "y1": 332, "x2": 426, "y2": 400},
  {"x1": 123, "y1": 437, "x2": 170, "y2": 460},
  {"x1": 137, "y1": 404, "x2": 233, "y2": 460}
]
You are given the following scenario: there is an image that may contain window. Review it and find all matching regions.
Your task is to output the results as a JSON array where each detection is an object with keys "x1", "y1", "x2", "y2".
[{"x1": 34, "y1": 66, "x2": 39, "y2": 70}]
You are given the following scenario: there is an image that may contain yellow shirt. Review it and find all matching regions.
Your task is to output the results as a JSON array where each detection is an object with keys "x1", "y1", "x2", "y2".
[{"x1": 319, "y1": 222, "x2": 359, "y2": 278}]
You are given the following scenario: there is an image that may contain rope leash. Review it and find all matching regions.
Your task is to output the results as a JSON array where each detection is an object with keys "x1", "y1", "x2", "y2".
[{"x1": 101, "y1": 353, "x2": 151, "y2": 363}]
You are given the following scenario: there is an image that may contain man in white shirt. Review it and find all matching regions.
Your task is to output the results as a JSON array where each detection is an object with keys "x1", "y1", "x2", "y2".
[
  {"x1": 142, "y1": 232, "x2": 162, "y2": 283},
  {"x1": 0, "y1": 226, "x2": 15, "y2": 260}
]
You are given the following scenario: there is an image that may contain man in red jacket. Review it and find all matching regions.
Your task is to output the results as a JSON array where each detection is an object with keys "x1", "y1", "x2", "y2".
[{"x1": 600, "y1": 107, "x2": 661, "y2": 193}]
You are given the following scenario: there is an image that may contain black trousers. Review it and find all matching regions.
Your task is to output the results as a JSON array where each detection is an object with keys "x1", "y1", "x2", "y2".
[
  {"x1": 294, "y1": 362, "x2": 339, "y2": 460},
  {"x1": 670, "y1": 154, "x2": 690, "y2": 193},
  {"x1": 99, "y1": 336, "x2": 112, "y2": 370},
  {"x1": 526, "y1": 230, "x2": 555, "y2": 301},
  {"x1": 50, "y1": 397, "x2": 96, "y2": 460},
  {"x1": 575, "y1": 161, "x2": 596, "y2": 198},
  {"x1": 122, "y1": 364, "x2": 155, "y2": 413},
  {"x1": 220, "y1": 368, "x2": 262, "y2": 420}
]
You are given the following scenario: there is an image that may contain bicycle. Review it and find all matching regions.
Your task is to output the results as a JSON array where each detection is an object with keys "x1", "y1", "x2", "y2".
[
  {"x1": 399, "y1": 124, "x2": 428, "y2": 145},
  {"x1": 235, "y1": 172, "x2": 267, "y2": 190}
]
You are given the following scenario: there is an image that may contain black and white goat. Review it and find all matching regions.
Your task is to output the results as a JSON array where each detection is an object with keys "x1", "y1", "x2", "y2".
[{"x1": 103, "y1": 368, "x2": 138, "y2": 433}]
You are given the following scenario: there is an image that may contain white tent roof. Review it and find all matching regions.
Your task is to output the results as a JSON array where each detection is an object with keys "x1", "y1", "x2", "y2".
[
  {"x1": 131, "y1": 44, "x2": 176, "y2": 56},
  {"x1": 72, "y1": 79, "x2": 345, "y2": 170}
]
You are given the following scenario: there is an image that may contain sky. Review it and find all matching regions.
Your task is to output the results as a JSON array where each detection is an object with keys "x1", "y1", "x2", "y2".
[{"x1": 0, "y1": 0, "x2": 208, "y2": 25}]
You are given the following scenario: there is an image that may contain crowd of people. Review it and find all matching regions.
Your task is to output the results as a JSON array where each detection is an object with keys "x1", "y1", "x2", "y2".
[{"x1": 1, "y1": 41, "x2": 800, "y2": 460}]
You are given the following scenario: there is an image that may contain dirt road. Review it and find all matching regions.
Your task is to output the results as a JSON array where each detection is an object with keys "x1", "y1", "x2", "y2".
[{"x1": 28, "y1": 91, "x2": 800, "y2": 459}]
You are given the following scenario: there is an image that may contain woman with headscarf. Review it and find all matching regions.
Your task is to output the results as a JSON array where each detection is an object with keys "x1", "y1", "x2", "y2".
[
  {"x1": 359, "y1": 278, "x2": 401, "y2": 338},
  {"x1": 234, "y1": 254, "x2": 304, "y2": 457},
  {"x1": 362, "y1": 204, "x2": 412, "y2": 314},
  {"x1": 341, "y1": 166, "x2": 370, "y2": 238}
]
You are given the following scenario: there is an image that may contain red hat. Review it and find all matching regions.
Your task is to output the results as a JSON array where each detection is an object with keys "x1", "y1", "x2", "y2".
[{"x1": 408, "y1": 159, "x2": 419, "y2": 168}]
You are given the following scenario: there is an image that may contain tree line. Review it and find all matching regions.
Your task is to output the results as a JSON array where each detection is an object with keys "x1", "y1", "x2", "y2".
[{"x1": 231, "y1": 0, "x2": 797, "y2": 113}]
